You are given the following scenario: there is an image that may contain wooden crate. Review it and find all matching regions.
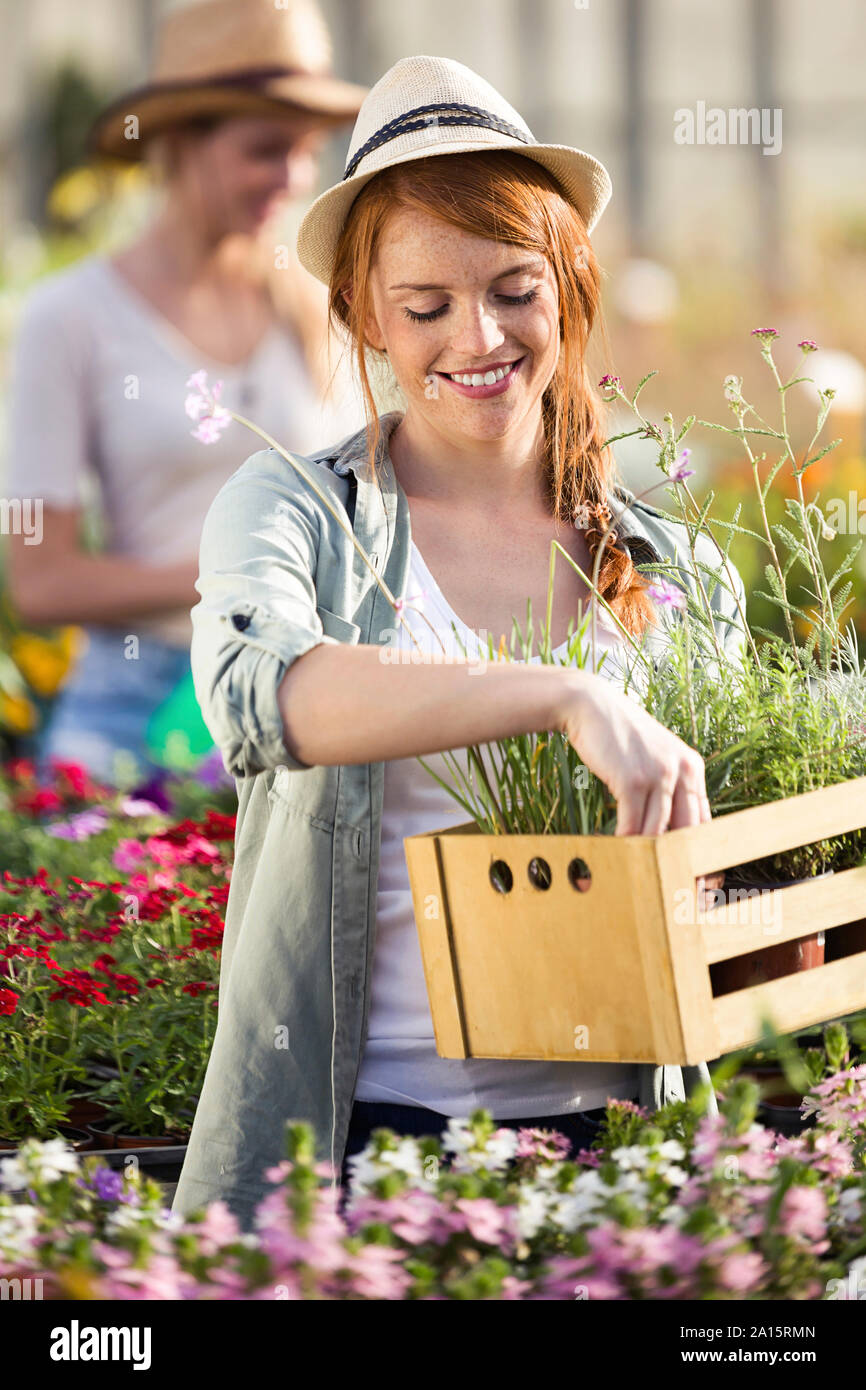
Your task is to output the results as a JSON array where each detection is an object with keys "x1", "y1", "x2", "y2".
[{"x1": 404, "y1": 775, "x2": 866, "y2": 1066}]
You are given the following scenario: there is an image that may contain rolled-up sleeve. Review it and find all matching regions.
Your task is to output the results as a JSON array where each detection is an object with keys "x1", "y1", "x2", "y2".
[{"x1": 190, "y1": 448, "x2": 339, "y2": 778}]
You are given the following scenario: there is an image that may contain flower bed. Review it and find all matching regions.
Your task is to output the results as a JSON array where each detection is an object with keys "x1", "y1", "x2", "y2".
[
  {"x1": 0, "y1": 758, "x2": 234, "y2": 1143},
  {"x1": 1, "y1": 1066, "x2": 865, "y2": 1300}
]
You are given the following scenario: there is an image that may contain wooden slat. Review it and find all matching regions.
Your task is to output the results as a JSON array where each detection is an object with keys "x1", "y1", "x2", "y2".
[
  {"x1": 700, "y1": 865, "x2": 866, "y2": 962},
  {"x1": 652, "y1": 835, "x2": 719, "y2": 1060},
  {"x1": 405, "y1": 832, "x2": 468, "y2": 1057},
  {"x1": 659, "y1": 775, "x2": 866, "y2": 878},
  {"x1": 712, "y1": 952, "x2": 866, "y2": 1054}
]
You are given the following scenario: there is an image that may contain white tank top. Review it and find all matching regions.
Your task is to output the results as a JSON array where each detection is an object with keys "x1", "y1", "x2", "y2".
[{"x1": 354, "y1": 538, "x2": 641, "y2": 1117}]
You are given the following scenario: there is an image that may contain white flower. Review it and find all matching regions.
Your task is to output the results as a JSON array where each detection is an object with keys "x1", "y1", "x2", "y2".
[
  {"x1": 611, "y1": 1145, "x2": 649, "y2": 1172},
  {"x1": 657, "y1": 1140, "x2": 686, "y2": 1162},
  {"x1": 660, "y1": 1164, "x2": 689, "y2": 1186},
  {"x1": 440, "y1": 1119, "x2": 519, "y2": 1173},
  {"x1": 0, "y1": 1138, "x2": 80, "y2": 1190},
  {"x1": 0, "y1": 1202, "x2": 40, "y2": 1258},
  {"x1": 344, "y1": 1138, "x2": 426, "y2": 1193},
  {"x1": 516, "y1": 1187, "x2": 551, "y2": 1240}
]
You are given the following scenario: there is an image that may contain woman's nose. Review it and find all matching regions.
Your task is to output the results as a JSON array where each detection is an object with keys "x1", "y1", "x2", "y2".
[{"x1": 447, "y1": 303, "x2": 506, "y2": 359}]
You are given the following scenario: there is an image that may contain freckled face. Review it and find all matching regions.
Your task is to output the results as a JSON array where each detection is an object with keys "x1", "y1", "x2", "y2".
[{"x1": 364, "y1": 208, "x2": 560, "y2": 442}]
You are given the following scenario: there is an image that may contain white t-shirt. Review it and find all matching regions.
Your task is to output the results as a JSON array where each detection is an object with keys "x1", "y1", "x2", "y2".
[
  {"x1": 354, "y1": 538, "x2": 641, "y2": 1117},
  {"x1": 3, "y1": 254, "x2": 365, "y2": 647}
]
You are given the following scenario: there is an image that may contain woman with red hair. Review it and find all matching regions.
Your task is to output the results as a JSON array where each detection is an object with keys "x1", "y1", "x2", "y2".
[{"x1": 172, "y1": 56, "x2": 745, "y2": 1230}]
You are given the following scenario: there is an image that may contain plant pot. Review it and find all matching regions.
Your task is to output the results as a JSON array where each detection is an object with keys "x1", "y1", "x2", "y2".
[
  {"x1": 403, "y1": 778, "x2": 866, "y2": 1064},
  {"x1": 824, "y1": 916, "x2": 866, "y2": 962},
  {"x1": 64, "y1": 1099, "x2": 111, "y2": 1130},
  {"x1": 57, "y1": 1125, "x2": 96, "y2": 1151},
  {"x1": 86, "y1": 1124, "x2": 186, "y2": 1150}
]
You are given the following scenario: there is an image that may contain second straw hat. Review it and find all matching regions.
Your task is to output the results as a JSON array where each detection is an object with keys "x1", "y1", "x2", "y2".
[
  {"x1": 297, "y1": 54, "x2": 612, "y2": 286},
  {"x1": 88, "y1": 0, "x2": 368, "y2": 162}
]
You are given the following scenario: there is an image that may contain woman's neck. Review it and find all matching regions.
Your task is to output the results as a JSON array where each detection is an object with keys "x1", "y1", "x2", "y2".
[
  {"x1": 389, "y1": 407, "x2": 551, "y2": 515},
  {"x1": 129, "y1": 204, "x2": 262, "y2": 291}
]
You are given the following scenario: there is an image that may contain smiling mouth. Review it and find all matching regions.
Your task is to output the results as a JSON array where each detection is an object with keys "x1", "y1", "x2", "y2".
[{"x1": 437, "y1": 357, "x2": 525, "y2": 388}]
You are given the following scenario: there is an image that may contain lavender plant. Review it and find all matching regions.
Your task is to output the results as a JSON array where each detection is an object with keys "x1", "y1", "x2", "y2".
[{"x1": 420, "y1": 331, "x2": 866, "y2": 877}]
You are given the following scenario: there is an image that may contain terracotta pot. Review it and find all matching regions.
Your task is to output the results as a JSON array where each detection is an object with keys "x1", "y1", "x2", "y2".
[
  {"x1": 709, "y1": 873, "x2": 827, "y2": 997},
  {"x1": 64, "y1": 1099, "x2": 110, "y2": 1130}
]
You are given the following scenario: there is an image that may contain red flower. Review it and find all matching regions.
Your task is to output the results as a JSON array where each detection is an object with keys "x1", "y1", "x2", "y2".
[
  {"x1": 14, "y1": 788, "x2": 64, "y2": 816},
  {"x1": 202, "y1": 810, "x2": 236, "y2": 841},
  {"x1": 4, "y1": 758, "x2": 36, "y2": 783},
  {"x1": 181, "y1": 982, "x2": 213, "y2": 997},
  {"x1": 145, "y1": 977, "x2": 167, "y2": 988},
  {"x1": 0, "y1": 988, "x2": 18, "y2": 1015},
  {"x1": 107, "y1": 972, "x2": 140, "y2": 996},
  {"x1": 190, "y1": 924, "x2": 224, "y2": 952},
  {"x1": 48, "y1": 969, "x2": 111, "y2": 1007}
]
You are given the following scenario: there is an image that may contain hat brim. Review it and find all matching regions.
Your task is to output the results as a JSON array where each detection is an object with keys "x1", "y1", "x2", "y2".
[
  {"x1": 88, "y1": 74, "x2": 369, "y2": 162},
  {"x1": 296, "y1": 133, "x2": 613, "y2": 287}
]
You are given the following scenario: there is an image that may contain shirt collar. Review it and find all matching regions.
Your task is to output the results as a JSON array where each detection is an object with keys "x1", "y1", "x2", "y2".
[{"x1": 328, "y1": 412, "x2": 663, "y2": 565}]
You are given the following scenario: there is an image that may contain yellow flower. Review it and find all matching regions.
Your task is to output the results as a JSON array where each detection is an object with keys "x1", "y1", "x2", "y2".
[
  {"x1": 11, "y1": 629, "x2": 82, "y2": 697},
  {"x1": 0, "y1": 690, "x2": 37, "y2": 733}
]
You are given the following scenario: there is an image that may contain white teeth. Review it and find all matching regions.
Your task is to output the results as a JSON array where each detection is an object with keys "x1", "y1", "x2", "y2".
[{"x1": 447, "y1": 362, "x2": 515, "y2": 386}]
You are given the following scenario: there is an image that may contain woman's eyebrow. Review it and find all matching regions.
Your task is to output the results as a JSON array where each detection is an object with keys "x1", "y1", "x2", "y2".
[{"x1": 387, "y1": 259, "x2": 545, "y2": 292}]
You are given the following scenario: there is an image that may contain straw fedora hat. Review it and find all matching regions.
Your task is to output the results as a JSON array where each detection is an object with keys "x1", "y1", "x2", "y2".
[
  {"x1": 88, "y1": 0, "x2": 368, "y2": 162},
  {"x1": 296, "y1": 54, "x2": 613, "y2": 287}
]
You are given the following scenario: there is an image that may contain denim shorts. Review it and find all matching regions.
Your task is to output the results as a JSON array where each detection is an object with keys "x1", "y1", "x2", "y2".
[
  {"x1": 339, "y1": 1098, "x2": 619, "y2": 1191},
  {"x1": 35, "y1": 625, "x2": 193, "y2": 786}
]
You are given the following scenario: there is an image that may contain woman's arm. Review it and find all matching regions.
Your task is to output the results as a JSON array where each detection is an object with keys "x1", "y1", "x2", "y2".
[
  {"x1": 191, "y1": 449, "x2": 709, "y2": 834},
  {"x1": 278, "y1": 644, "x2": 709, "y2": 837},
  {"x1": 5, "y1": 505, "x2": 200, "y2": 628}
]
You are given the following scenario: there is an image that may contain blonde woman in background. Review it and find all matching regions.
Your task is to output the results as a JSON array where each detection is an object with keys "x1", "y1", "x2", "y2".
[{"x1": 4, "y1": 0, "x2": 367, "y2": 787}]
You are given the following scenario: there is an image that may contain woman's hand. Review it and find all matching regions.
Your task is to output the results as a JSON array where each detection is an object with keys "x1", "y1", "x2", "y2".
[{"x1": 557, "y1": 672, "x2": 711, "y2": 837}]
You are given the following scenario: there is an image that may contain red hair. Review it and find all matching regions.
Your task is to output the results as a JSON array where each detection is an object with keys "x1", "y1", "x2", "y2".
[{"x1": 328, "y1": 149, "x2": 656, "y2": 639}]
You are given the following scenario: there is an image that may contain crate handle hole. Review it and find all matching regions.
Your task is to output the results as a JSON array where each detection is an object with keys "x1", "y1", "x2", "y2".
[
  {"x1": 528, "y1": 856, "x2": 552, "y2": 890},
  {"x1": 567, "y1": 857, "x2": 592, "y2": 892},
  {"x1": 489, "y1": 860, "x2": 514, "y2": 894}
]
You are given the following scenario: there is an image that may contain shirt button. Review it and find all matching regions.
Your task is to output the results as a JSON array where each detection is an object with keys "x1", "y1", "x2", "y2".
[{"x1": 232, "y1": 612, "x2": 252, "y2": 631}]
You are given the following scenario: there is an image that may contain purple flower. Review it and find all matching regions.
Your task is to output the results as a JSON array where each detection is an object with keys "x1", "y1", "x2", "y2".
[
  {"x1": 90, "y1": 1166, "x2": 125, "y2": 1203},
  {"x1": 669, "y1": 448, "x2": 695, "y2": 481},
  {"x1": 195, "y1": 745, "x2": 234, "y2": 789},
  {"x1": 798, "y1": 339, "x2": 818, "y2": 352},
  {"x1": 751, "y1": 327, "x2": 779, "y2": 340},
  {"x1": 648, "y1": 579, "x2": 687, "y2": 611},
  {"x1": 598, "y1": 374, "x2": 622, "y2": 392},
  {"x1": 46, "y1": 808, "x2": 109, "y2": 840}
]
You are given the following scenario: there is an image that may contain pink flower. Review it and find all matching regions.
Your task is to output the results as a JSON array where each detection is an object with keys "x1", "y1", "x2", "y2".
[
  {"x1": 798, "y1": 339, "x2": 818, "y2": 352},
  {"x1": 647, "y1": 579, "x2": 687, "y2": 611},
  {"x1": 717, "y1": 1250, "x2": 768, "y2": 1292},
  {"x1": 778, "y1": 1185, "x2": 828, "y2": 1244},
  {"x1": 751, "y1": 327, "x2": 779, "y2": 340},
  {"x1": 453, "y1": 1197, "x2": 517, "y2": 1248},
  {"x1": 112, "y1": 838, "x2": 146, "y2": 872},
  {"x1": 185, "y1": 371, "x2": 232, "y2": 444}
]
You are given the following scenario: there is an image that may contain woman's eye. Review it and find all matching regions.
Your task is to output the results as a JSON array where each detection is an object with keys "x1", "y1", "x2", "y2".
[
  {"x1": 403, "y1": 304, "x2": 448, "y2": 323},
  {"x1": 499, "y1": 290, "x2": 538, "y2": 306},
  {"x1": 402, "y1": 288, "x2": 538, "y2": 324}
]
